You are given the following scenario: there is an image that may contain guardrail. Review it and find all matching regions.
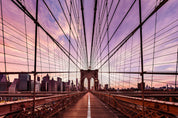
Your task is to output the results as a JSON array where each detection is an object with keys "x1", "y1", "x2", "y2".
[
  {"x1": 92, "y1": 91, "x2": 178, "y2": 118},
  {"x1": 0, "y1": 92, "x2": 86, "y2": 117}
]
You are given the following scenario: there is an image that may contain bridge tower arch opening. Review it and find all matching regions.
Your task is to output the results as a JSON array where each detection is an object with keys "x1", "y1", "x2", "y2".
[
  {"x1": 83, "y1": 78, "x2": 88, "y2": 90},
  {"x1": 80, "y1": 69, "x2": 98, "y2": 91}
]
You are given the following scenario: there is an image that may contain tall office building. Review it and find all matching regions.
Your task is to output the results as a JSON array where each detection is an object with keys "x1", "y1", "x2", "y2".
[
  {"x1": 31, "y1": 76, "x2": 41, "y2": 92},
  {"x1": 57, "y1": 77, "x2": 62, "y2": 91},
  {"x1": 71, "y1": 80, "x2": 74, "y2": 91},
  {"x1": 0, "y1": 74, "x2": 9, "y2": 91},
  {"x1": 48, "y1": 78, "x2": 58, "y2": 91},
  {"x1": 18, "y1": 74, "x2": 31, "y2": 91},
  {"x1": 41, "y1": 74, "x2": 50, "y2": 91},
  {"x1": 76, "y1": 78, "x2": 78, "y2": 87},
  {"x1": 36, "y1": 76, "x2": 41, "y2": 92},
  {"x1": 9, "y1": 78, "x2": 19, "y2": 93},
  {"x1": 41, "y1": 74, "x2": 58, "y2": 91}
]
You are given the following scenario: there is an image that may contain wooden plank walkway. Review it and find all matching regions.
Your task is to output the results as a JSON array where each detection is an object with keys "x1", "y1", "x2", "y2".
[{"x1": 54, "y1": 92, "x2": 120, "y2": 118}]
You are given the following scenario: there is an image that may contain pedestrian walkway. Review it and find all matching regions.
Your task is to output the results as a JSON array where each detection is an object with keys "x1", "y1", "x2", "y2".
[{"x1": 58, "y1": 92, "x2": 118, "y2": 118}]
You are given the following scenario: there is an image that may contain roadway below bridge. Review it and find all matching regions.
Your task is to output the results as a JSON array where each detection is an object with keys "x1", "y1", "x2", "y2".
[{"x1": 53, "y1": 92, "x2": 126, "y2": 118}]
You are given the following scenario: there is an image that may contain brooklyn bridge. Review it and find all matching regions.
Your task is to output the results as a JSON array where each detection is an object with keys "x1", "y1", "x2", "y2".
[{"x1": 0, "y1": 0, "x2": 178, "y2": 117}]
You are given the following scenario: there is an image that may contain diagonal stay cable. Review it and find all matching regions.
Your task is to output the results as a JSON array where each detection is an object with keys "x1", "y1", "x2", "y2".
[
  {"x1": 80, "y1": 0, "x2": 88, "y2": 68},
  {"x1": 93, "y1": 0, "x2": 115, "y2": 60},
  {"x1": 11, "y1": 0, "x2": 82, "y2": 69},
  {"x1": 70, "y1": 0, "x2": 88, "y2": 67},
  {"x1": 96, "y1": 0, "x2": 168, "y2": 69},
  {"x1": 42, "y1": 0, "x2": 81, "y2": 61},
  {"x1": 91, "y1": 0, "x2": 107, "y2": 68},
  {"x1": 90, "y1": 0, "x2": 98, "y2": 67},
  {"x1": 43, "y1": 0, "x2": 86, "y2": 68},
  {"x1": 57, "y1": 0, "x2": 82, "y2": 51},
  {"x1": 93, "y1": 0, "x2": 135, "y2": 67},
  {"x1": 43, "y1": 0, "x2": 86, "y2": 69},
  {"x1": 57, "y1": 0, "x2": 86, "y2": 67},
  {"x1": 92, "y1": 0, "x2": 120, "y2": 67}
]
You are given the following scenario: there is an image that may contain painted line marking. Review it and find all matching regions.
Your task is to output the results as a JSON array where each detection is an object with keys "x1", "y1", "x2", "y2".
[{"x1": 87, "y1": 93, "x2": 91, "y2": 118}]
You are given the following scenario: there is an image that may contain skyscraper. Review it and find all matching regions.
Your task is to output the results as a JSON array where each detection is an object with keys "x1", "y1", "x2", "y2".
[
  {"x1": 76, "y1": 78, "x2": 79, "y2": 91},
  {"x1": 41, "y1": 74, "x2": 50, "y2": 91},
  {"x1": 18, "y1": 74, "x2": 31, "y2": 91},
  {"x1": 57, "y1": 77, "x2": 62, "y2": 91},
  {"x1": 76, "y1": 78, "x2": 78, "y2": 87},
  {"x1": 0, "y1": 74, "x2": 9, "y2": 91}
]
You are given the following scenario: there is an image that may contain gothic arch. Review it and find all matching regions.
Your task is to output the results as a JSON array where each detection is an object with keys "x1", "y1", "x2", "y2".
[{"x1": 80, "y1": 69, "x2": 98, "y2": 91}]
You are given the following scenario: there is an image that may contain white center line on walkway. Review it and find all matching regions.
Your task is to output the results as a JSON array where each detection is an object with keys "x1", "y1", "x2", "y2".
[{"x1": 87, "y1": 93, "x2": 91, "y2": 118}]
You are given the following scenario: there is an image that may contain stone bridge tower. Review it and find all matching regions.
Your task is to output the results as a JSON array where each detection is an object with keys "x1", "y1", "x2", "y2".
[{"x1": 80, "y1": 69, "x2": 98, "y2": 91}]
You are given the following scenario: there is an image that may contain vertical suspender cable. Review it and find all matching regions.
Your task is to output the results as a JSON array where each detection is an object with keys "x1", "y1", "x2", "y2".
[
  {"x1": 138, "y1": 47, "x2": 141, "y2": 84},
  {"x1": 106, "y1": 0, "x2": 110, "y2": 102},
  {"x1": 115, "y1": 47, "x2": 119, "y2": 89},
  {"x1": 0, "y1": 0, "x2": 7, "y2": 77},
  {"x1": 47, "y1": 36, "x2": 50, "y2": 71},
  {"x1": 33, "y1": 0, "x2": 39, "y2": 117},
  {"x1": 77, "y1": 0, "x2": 80, "y2": 79},
  {"x1": 23, "y1": 0, "x2": 29, "y2": 72},
  {"x1": 106, "y1": 0, "x2": 110, "y2": 89},
  {"x1": 119, "y1": 48, "x2": 122, "y2": 89},
  {"x1": 98, "y1": 1, "x2": 103, "y2": 88},
  {"x1": 68, "y1": 0, "x2": 72, "y2": 91},
  {"x1": 129, "y1": 37, "x2": 133, "y2": 88},
  {"x1": 175, "y1": 48, "x2": 178, "y2": 90},
  {"x1": 38, "y1": 29, "x2": 42, "y2": 78},
  {"x1": 139, "y1": 0, "x2": 145, "y2": 117},
  {"x1": 123, "y1": 43, "x2": 127, "y2": 88},
  {"x1": 151, "y1": 0, "x2": 158, "y2": 88},
  {"x1": 54, "y1": 41, "x2": 56, "y2": 77},
  {"x1": 100, "y1": 26, "x2": 103, "y2": 85}
]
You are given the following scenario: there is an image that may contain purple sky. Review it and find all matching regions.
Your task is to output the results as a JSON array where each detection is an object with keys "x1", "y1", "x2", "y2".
[{"x1": 0, "y1": 0, "x2": 178, "y2": 89}]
